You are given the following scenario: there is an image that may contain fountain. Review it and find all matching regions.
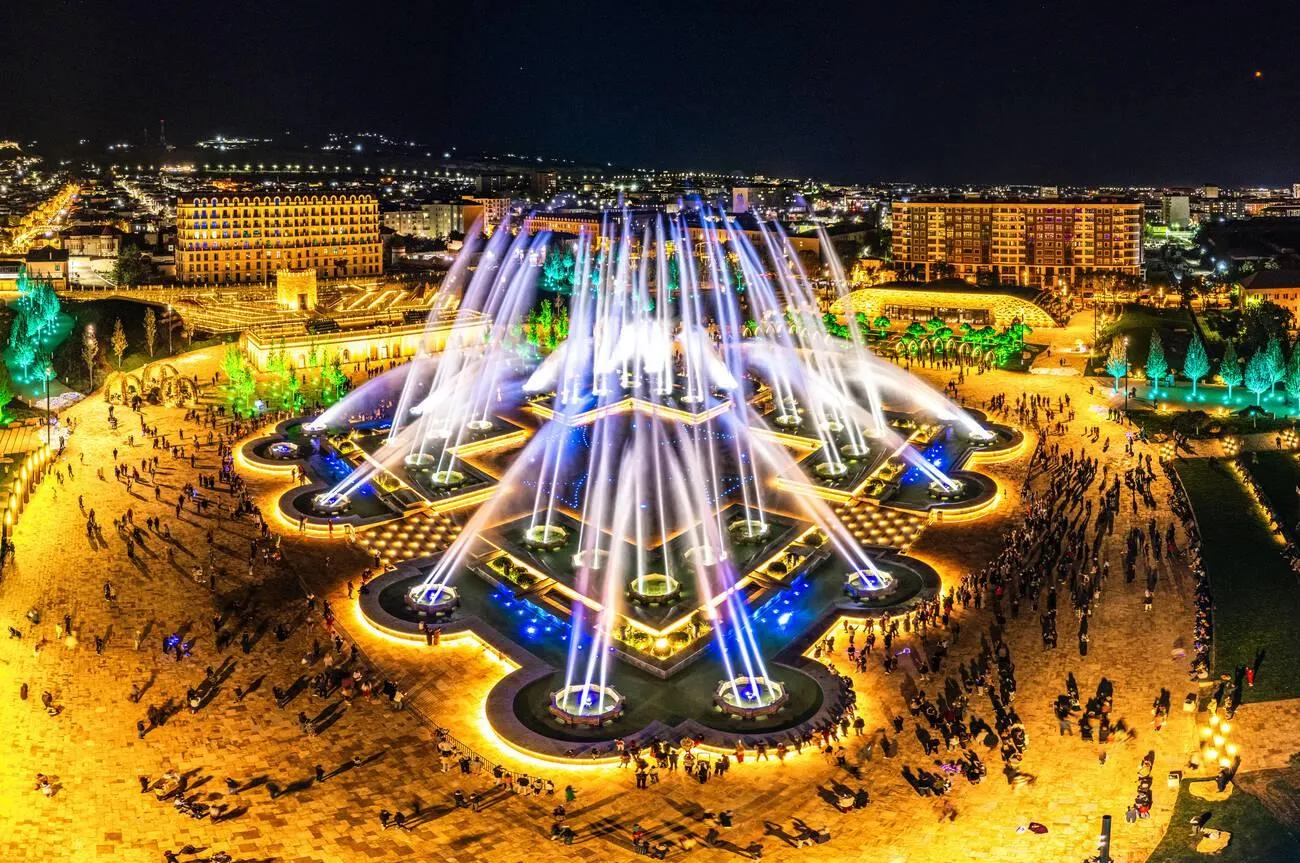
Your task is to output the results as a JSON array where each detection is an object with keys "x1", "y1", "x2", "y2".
[
  {"x1": 571, "y1": 548, "x2": 607, "y2": 569},
  {"x1": 268, "y1": 441, "x2": 299, "y2": 460},
  {"x1": 774, "y1": 413, "x2": 802, "y2": 428},
  {"x1": 628, "y1": 572, "x2": 681, "y2": 605},
  {"x1": 548, "y1": 683, "x2": 626, "y2": 727},
  {"x1": 429, "y1": 469, "x2": 467, "y2": 489},
  {"x1": 404, "y1": 452, "x2": 435, "y2": 470},
  {"x1": 523, "y1": 523, "x2": 568, "y2": 550},
  {"x1": 967, "y1": 428, "x2": 997, "y2": 447},
  {"x1": 844, "y1": 567, "x2": 898, "y2": 601},
  {"x1": 683, "y1": 545, "x2": 724, "y2": 567},
  {"x1": 928, "y1": 478, "x2": 966, "y2": 500},
  {"x1": 466, "y1": 419, "x2": 494, "y2": 433},
  {"x1": 404, "y1": 583, "x2": 460, "y2": 618},
  {"x1": 310, "y1": 492, "x2": 350, "y2": 516},
  {"x1": 714, "y1": 676, "x2": 788, "y2": 719},
  {"x1": 815, "y1": 461, "x2": 848, "y2": 479},
  {"x1": 840, "y1": 442, "x2": 869, "y2": 458},
  {"x1": 728, "y1": 518, "x2": 771, "y2": 544}
]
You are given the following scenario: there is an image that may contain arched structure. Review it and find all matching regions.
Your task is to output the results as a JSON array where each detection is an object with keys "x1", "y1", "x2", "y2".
[{"x1": 833, "y1": 282, "x2": 1059, "y2": 330}]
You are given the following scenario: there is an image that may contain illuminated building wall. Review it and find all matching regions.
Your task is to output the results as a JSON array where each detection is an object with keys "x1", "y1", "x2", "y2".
[
  {"x1": 176, "y1": 192, "x2": 382, "y2": 285},
  {"x1": 891, "y1": 199, "x2": 1142, "y2": 286}
]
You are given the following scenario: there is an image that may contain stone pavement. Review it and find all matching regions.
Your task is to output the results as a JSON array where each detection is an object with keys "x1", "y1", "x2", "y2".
[{"x1": 0, "y1": 316, "x2": 1206, "y2": 863}]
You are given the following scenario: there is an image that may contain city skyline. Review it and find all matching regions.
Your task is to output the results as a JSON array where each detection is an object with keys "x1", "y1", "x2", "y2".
[{"x1": 4, "y1": 0, "x2": 1298, "y2": 186}]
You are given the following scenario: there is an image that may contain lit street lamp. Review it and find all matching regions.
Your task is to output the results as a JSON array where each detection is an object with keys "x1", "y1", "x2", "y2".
[{"x1": 167, "y1": 303, "x2": 173, "y2": 354}]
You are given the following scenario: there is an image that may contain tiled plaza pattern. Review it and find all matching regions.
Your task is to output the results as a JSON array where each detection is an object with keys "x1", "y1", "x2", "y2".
[{"x1": 0, "y1": 316, "x2": 1280, "y2": 863}]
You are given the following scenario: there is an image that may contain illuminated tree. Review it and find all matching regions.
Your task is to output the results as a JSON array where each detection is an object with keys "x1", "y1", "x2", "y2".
[
  {"x1": 1266, "y1": 334, "x2": 1286, "y2": 394},
  {"x1": 0, "y1": 366, "x2": 14, "y2": 424},
  {"x1": 1183, "y1": 332, "x2": 1209, "y2": 396},
  {"x1": 143, "y1": 308, "x2": 157, "y2": 358},
  {"x1": 1145, "y1": 330, "x2": 1167, "y2": 394},
  {"x1": 1285, "y1": 346, "x2": 1300, "y2": 412},
  {"x1": 320, "y1": 355, "x2": 348, "y2": 406},
  {"x1": 1105, "y1": 338, "x2": 1128, "y2": 392},
  {"x1": 872, "y1": 315, "x2": 891, "y2": 336},
  {"x1": 1218, "y1": 340, "x2": 1243, "y2": 402},
  {"x1": 11, "y1": 340, "x2": 35, "y2": 381},
  {"x1": 110, "y1": 319, "x2": 127, "y2": 369},
  {"x1": 82, "y1": 324, "x2": 99, "y2": 388},
  {"x1": 1245, "y1": 350, "x2": 1273, "y2": 406},
  {"x1": 541, "y1": 243, "x2": 576, "y2": 295}
]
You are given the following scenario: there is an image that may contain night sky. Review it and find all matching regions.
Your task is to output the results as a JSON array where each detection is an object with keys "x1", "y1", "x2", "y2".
[{"x1": 4, "y1": 0, "x2": 1297, "y2": 185}]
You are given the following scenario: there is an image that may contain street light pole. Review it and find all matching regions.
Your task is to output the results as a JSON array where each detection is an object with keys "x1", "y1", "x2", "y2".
[
  {"x1": 167, "y1": 304, "x2": 173, "y2": 354},
  {"x1": 1123, "y1": 336, "x2": 1130, "y2": 416}
]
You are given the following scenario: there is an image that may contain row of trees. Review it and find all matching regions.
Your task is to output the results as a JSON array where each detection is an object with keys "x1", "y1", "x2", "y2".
[
  {"x1": 8, "y1": 275, "x2": 62, "y2": 384},
  {"x1": 1107, "y1": 328, "x2": 1300, "y2": 408},
  {"x1": 223, "y1": 341, "x2": 350, "y2": 418}
]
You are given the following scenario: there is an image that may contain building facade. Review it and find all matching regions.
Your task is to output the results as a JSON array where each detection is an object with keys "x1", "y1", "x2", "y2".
[
  {"x1": 175, "y1": 192, "x2": 382, "y2": 285},
  {"x1": 891, "y1": 199, "x2": 1142, "y2": 286},
  {"x1": 382, "y1": 201, "x2": 466, "y2": 239}
]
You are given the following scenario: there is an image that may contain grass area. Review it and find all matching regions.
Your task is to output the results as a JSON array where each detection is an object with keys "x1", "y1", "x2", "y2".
[
  {"x1": 1130, "y1": 409, "x2": 1296, "y2": 439},
  {"x1": 1249, "y1": 451, "x2": 1300, "y2": 531},
  {"x1": 1148, "y1": 779, "x2": 1300, "y2": 863},
  {"x1": 1175, "y1": 459, "x2": 1300, "y2": 702},
  {"x1": 1090, "y1": 304, "x2": 1195, "y2": 378}
]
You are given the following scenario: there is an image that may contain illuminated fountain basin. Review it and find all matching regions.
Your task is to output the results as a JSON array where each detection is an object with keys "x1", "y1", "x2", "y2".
[
  {"x1": 683, "y1": 545, "x2": 724, "y2": 567},
  {"x1": 714, "y1": 676, "x2": 789, "y2": 719},
  {"x1": 548, "y1": 683, "x2": 626, "y2": 727},
  {"x1": 728, "y1": 518, "x2": 772, "y2": 545},
  {"x1": 302, "y1": 421, "x2": 327, "y2": 436},
  {"x1": 628, "y1": 572, "x2": 681, "y2": 605},
  {"x1": 310, "y1": 492, "x2": 351, "y2": 516},
  {"x1": 466, "y1": 419, "x2": 495, "y2": 433},
  {"x1": 774, "y1": 412, "x2": 802, "y2": 429},
  {"x1": 844, "y1": 568, "x2": 898, "y2": 602},
  {"x1": 404, "y1": 452, "x2": 436, "y2": 470},
  {"x1": 815, "y1": 461, "x2": 849, "y2": 480},
  {"x1": 571, "y1": 547, "x2": 607, "y2": 569},
  {"x1": 966, "y1": 428, "x2": 998, "y2": 448},
  {"x1": 840, "y1": 442, "x2": 870, "y2": 458},
  {"x1": 523, "y1": 524, "x2": 569, "y2": 551},
  {"x1": 429, "y1": 469, "x2": 467, "y2": 489},
  {"x1": 928, "y1": 478, "x2": 967, "y2": 501},
  {"x1": 267, "y1": 441, "x2": 300, "y2": 460},
  {"x1": 403, "y1": 583, "x2": 460, "y2": 618}
]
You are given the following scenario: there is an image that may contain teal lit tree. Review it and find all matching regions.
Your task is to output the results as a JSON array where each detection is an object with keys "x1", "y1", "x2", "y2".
[
  {"x1": 541, "y1": 243, "x2": 576, "y2": 295},
  {"x1": 1245, "y1": 350, "x2": 1273, "y2": 406},
  {"x1": 1285, "y1": 346, "x2": 1300, "y2": 412},
  {"x1": 1145, "y1": 330, "x2": 1167, "y2": 394},
  {"x1": 1266, "y1": 334, "x2": 1286, "y2": 394},
  {"x1": 1219, "y1": 340, "x2": 1243, "y2": 402},
  {"x1": 1183, "y1": 332, "x2": 1210, "y2": 397},
  {"x1": 1105, "y1": 338, "x2": 1128, "y2": 393}
]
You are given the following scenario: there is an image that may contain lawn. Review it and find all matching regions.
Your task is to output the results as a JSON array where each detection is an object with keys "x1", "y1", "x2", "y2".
[
  {"x1": 1247, "y1": 451, "x2": 1300, "y2": 533},
  {"x1": 1175, "y1": 459, "x2": 1300, "y2": 702},
  {"x1": 1148, "y1": 779, "x2": 1300, "y2": 863},
  {"x1": 1090, "y1": 304, "x2": 1195, "y2": 379}
]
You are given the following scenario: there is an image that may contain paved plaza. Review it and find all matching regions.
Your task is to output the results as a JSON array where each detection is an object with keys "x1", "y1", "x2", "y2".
[{"x1": 0, "y1": 316, "x2": 1291, "y2": 863}]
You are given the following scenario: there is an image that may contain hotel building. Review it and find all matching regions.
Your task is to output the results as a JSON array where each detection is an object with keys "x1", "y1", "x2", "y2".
[
  {"x1": 175, "y1": 192, "x2": 382, "y2": 285},
  {"x1": 891, "y1": 199, "x2": 1142, "y2": 286}
]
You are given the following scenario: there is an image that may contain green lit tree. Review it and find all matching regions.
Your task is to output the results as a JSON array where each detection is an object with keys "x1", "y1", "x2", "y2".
[
  {"x1": 0, "y1": 365, "x2": 14, "y2": 425},
  {"x1": 1245, "y1": 350, "x2": 1273, "y2": 406},
  {"x1": 1105, "y1": 338, "x2": 1128, "y2": 393},
  {"x1": 1183, "y1": 331, "x2": 1210, "y2": 397},
  {"x1": 1145, "y1": 330, "x2": 1167, "y2": 394},
  {"x1": 110, "y1": 318, "x2": 128, "y2": 369},
  {"x1": 541, "y1": 243, "x2": 576, "y2": 295},
  {"x1": 872, "y1": 315, "x2": 890, "y2": 336},
  {"x1": 1219, "y1": 340, "x2": 1243, "y2": 402},
  {"x1": 1285, "y1": 346, "x2": 1300, "y2": 412},
  {"x1": 1266, "y1": 334, "x2": 1286, "y2": 394}
]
